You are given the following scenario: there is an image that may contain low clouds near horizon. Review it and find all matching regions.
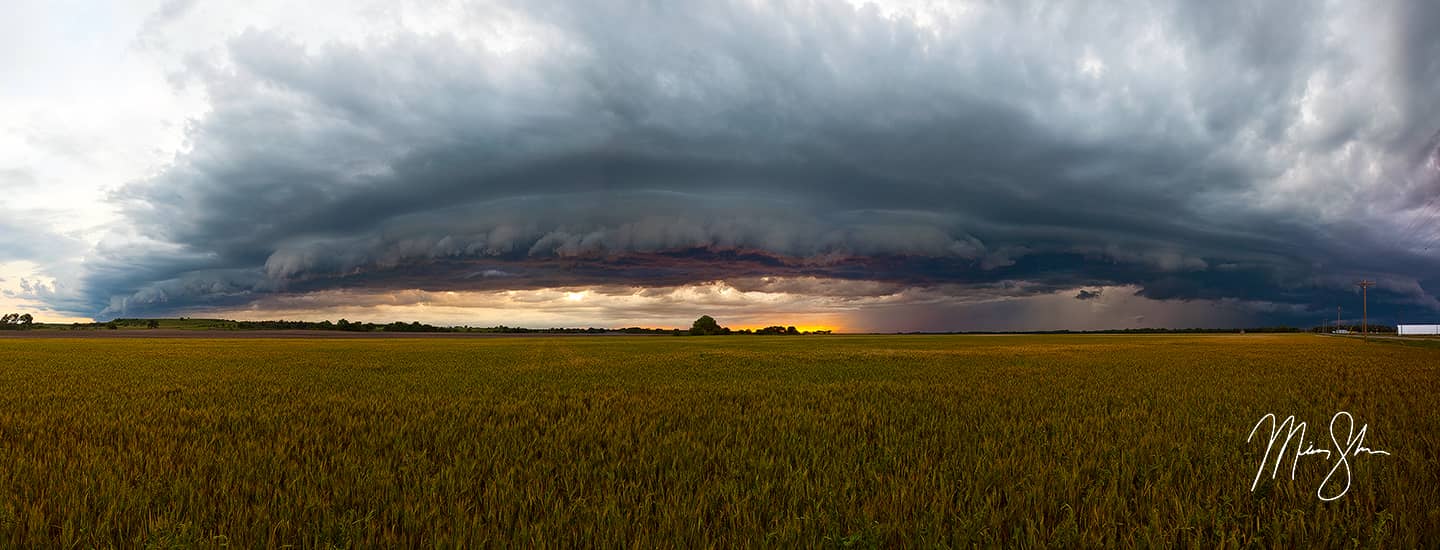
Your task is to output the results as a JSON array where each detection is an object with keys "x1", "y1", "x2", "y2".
[{"x1": 4, "y1": 0, "x2": 1440, "y2": 330}]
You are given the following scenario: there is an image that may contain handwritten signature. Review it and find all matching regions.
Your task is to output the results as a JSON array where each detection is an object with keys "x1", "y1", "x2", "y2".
[{"x1": 1247, "y1": 411, "x2": 1390, "y2": 501}]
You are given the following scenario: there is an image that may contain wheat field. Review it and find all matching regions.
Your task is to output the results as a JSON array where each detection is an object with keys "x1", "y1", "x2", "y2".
[{"x1": 0, "y1": 334, "x2": 1436, "y2": 547}]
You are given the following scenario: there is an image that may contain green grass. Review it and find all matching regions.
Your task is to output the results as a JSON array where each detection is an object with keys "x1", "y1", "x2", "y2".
[
  {"x1": 0, "y1": 334, "x2": 1436, "y2": 546},
  {"x1": 115, "y1": 318, "x2": 243, "y2": 330}
]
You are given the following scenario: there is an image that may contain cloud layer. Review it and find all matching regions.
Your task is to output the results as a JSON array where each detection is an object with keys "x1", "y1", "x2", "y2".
[{"x1": 25, "y1": 0, "x2": 1440, "y2": 328}]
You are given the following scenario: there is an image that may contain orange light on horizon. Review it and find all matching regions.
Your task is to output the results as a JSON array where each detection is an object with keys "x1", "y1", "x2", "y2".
[{"x1": 729, "y1": 324, "x2": 844, "y2": 334}]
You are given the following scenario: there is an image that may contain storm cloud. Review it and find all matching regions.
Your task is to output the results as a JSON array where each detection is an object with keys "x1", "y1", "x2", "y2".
[{"x1": 42, "y1": 0, "x2": 1440, "y2": 327}]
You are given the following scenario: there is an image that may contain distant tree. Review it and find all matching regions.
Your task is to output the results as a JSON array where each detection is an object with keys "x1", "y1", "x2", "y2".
[
  {"x1": 786, "y1": 326, "x2": 799, "y2": 335},
  {"x1": 19, "y1": 314, "x2": 33, "y2": 325},
  {"x1": 105, "y1": 321, "x2": 118, "y2": 330},
  {"x1": 146, "y1": 319, "x2": 160, "y2": 329},
  {"x1": 690, "y1": 315, "x2": 726, "y2": 336}
]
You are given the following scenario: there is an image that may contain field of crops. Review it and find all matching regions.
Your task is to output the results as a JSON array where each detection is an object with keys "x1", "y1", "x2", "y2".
[{"x1": 0, "y1": 334, "x2": 1436, "y2": 546}]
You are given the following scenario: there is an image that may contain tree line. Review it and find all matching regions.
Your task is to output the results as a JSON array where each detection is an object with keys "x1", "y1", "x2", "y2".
[
  {"x1": 687, "y1": 316, "x2": 831, "y2": 336},
  {"x1": 905, "y1": 326, "x2": 1312, "y2": 335},
  {"x1": 64, "y1": 316, "x2": 829, "y2": 335},
  {"x1": 83, "y1": 318, "x2": 686, "y2": 334}
]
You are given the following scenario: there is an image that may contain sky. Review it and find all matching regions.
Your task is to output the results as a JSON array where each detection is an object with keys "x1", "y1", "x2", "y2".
[{"x1": 3, "y1": 0, "x2": 1439, "y2": 332}]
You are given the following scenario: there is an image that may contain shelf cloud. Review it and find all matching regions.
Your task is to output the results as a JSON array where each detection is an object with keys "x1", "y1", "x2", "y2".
[{"x1": 7, "y1": 0, "x2": 1440, "y2": 329}]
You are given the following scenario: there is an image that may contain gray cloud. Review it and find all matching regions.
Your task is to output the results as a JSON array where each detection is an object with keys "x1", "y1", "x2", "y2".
[
  {"x1": 0, "y1": 168, "x2": 37, "y2": 188},
  {"x1": 56, "y1": 0, "x2": 1440, "y2": 327},
  {"x1": 0, "y1": 206, "x2": 84, "y2": 264},
  {"x1": 1075, "y1": 289, "x2": 1103, "y2": 301}
]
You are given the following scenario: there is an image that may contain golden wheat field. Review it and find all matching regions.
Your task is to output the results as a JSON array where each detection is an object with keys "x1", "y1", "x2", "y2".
[{"x1": 0, "y1": 334, "x2": 1437, "y2": 547}]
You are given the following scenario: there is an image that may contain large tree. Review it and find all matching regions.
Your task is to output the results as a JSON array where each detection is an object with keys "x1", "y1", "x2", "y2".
[{"x1": 689, "y1": 315, "x2": 727, "y2": 336}]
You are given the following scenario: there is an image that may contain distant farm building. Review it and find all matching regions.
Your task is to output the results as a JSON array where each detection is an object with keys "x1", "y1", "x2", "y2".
[{"x1": 1398, "y1": 324, "x2": 1440, "y2": 335}]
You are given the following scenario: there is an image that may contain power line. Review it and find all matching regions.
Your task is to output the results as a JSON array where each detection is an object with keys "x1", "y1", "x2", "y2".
[
  {"x1": 1397, "y1": 192, "x2": 1440, "y2": 247},
  {"x1": 1394, "y1": 146, "x2": 1440, "y2": 250}
]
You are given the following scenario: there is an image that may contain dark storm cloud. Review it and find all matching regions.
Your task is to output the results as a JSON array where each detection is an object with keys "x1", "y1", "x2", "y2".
[
  {"x1": 1075, "y1": 289, "x2": 1102, "y2": 301},
  {"x1": 70, "y1": 0, "x2": 1440, "y2": 325}
]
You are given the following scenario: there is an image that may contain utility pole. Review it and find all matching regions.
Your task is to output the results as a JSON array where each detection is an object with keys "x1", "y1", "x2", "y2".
[
  {"x1": 1356, "y1": 280, "x2": 1376, "y2": 342},
  {"x1": 1337, "y1": 306, "x2": 1341, "y2": 334}
]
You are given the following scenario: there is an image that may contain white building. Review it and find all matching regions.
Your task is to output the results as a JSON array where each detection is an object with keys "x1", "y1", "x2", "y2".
[{"x1": 1398, "y1": 324, "x2": 1440, "y2": 335}]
